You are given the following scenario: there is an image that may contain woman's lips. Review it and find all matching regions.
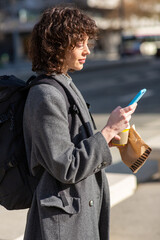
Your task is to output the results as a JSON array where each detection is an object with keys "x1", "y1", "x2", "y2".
[{"x1": 79, "y1": 59, "x2": 86, "y2": 64}]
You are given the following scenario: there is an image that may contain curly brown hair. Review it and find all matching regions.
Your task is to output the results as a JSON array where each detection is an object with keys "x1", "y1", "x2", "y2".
[{"x1": 28, "y1": 6, "x2": 98, "y2": 74}]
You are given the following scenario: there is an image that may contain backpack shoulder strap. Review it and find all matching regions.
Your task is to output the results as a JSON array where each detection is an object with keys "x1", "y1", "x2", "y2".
[
  {"x1": 27, "y1": 74, "x2": 72, "y2": 108},
  {"x1": 28, "y1": 74, "x2": 74, "y2": 129}
]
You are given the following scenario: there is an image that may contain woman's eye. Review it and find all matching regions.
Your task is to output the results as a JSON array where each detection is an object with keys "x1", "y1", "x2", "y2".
[
  {"x1": 77, "y1": 42, "x2": 84, "y2": 48},
  {"x1": 76, "y1": 40, "x2": 95, "y2": 50}
]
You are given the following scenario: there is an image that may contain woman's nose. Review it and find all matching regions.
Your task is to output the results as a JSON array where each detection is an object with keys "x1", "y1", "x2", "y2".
[{"x1": 83, "y1": 45, "x2": 90, "y2": 55}]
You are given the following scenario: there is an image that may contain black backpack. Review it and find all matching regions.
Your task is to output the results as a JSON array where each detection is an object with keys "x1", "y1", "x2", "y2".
[{"x1": 0, "y1": 74, "x2": 80, "y2": 210}]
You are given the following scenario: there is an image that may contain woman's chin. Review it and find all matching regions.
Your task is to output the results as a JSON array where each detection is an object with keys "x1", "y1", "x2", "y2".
[
  {"x1": 77, "y1": 64, "x2": 84, "y2": 71},
  {"x1": 71, "y1": 64, "x2": 84, "y2": 72}
]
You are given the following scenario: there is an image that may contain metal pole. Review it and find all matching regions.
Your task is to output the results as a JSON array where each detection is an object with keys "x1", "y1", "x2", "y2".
[{"x1": 119, "y1": 0, "x2": 125, "y2": 56}]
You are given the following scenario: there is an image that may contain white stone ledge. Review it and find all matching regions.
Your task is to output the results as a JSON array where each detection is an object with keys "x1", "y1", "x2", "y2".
[{"x1": 107, "y1": 173, "x2": 137, "y2": 208}]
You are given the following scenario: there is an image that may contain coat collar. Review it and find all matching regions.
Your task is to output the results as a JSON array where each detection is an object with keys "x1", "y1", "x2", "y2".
[{"x1": 50, "y1": 73, "x2": 94, "y2": 135}]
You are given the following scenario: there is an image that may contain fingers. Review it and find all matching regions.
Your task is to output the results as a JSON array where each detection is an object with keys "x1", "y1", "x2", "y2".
[
  {"x1": 109, "y1": 134, "x2": 121, "y2": 148},
  {"x1": 118, "y1": 103, "x2": 137, "y2": 125},
  {"x1": 126, "y1": 115, "x2": 131, "y2": 122},
  {"x1": 123, "y1": 103, "x2": 137, "y2": 114},
  {"x1": 105, "y1": 103, "x2": 137, "y2": 143},
  {"x1": 112, "y1": 106, "x2": 121, "y2": 113},
  {"x1": 114, "y1": 134, "x2": 121, "y2": 140}
]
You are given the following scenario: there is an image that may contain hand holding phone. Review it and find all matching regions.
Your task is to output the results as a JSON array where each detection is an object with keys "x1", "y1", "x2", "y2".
[{"x1": 128, "y1": 89, "x2": 147, "y2": 106}]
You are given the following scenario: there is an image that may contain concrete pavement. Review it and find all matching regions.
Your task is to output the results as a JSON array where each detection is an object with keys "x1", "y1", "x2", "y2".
[{"x1": 110, "y1": 177, "x2": 160, "y2": 240}]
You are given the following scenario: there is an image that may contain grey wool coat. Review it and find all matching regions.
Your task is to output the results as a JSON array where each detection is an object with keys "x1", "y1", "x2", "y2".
[{"x1": 23, "y1": 73, "x2": 112, "y2": 240}]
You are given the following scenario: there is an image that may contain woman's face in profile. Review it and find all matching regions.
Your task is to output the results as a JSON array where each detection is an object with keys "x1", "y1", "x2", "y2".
[{"x1": 63, "y1": 35, "x2": 91, "y2": 73}]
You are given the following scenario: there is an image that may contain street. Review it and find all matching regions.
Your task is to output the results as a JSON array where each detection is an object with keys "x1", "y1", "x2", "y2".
[{"x1": 71, "y1": 58, "x2": 160, "y2": 114}]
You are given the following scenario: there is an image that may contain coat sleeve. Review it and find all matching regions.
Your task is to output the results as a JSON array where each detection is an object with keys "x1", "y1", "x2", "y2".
[{"x1": 26, "y1": 84, "x2": 112, "y2": 184}]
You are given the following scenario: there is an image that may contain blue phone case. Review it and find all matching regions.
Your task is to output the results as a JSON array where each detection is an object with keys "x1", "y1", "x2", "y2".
[{"x1": 128, "y1": 89, "x2": 147, "y2": 105}]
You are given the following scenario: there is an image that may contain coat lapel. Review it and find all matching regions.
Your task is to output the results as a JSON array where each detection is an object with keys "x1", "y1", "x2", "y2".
[{"x1": 52, "y1": 74, "x2": 94, "y2": 135}]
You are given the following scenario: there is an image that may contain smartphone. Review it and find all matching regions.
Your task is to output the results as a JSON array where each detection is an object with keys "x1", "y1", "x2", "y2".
[{"x1": 128, "y1": 89, "x2": 147, "y2": 106}]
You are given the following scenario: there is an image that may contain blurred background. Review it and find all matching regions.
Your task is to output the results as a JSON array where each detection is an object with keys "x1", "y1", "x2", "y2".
[
  {"x1": 0, "y1": 0, "x2": 160, "y2": 66},
  {"x1": 0, "y1": 1, "x2": 160, "y2": 240},
  {"x1": 0, "y1": 0, "x2": 160, "y2": 114}
]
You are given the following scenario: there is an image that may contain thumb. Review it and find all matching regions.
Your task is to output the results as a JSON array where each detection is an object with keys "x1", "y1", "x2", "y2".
[{"x1": 123, "y1": 103, "x2": 137, "y2": 114}]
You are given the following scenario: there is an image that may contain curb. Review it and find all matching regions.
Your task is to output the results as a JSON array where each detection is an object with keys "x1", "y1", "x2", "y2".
[
  {"x1": 14, "y1": 237, "x2": 23, "y2": 240},
  {"x1": 107, "y1": 173, "x2": 137, "y2": 207}
]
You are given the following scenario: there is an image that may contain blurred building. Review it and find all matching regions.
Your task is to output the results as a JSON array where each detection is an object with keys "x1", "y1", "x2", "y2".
[
  {"x1": 0, "y1": 0, "x2": 160, "y2": 65},
  {"x1": 0, "y1": 0, "x2": 59, "y2": 64},
  {"x1": 0, "y1": 0, "x2": 123, "y2": 65}
]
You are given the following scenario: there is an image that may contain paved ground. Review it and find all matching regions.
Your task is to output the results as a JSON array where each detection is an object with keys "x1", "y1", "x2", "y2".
[{"x1": 110, "y1": 175, "x2": 160, "y2": 240}]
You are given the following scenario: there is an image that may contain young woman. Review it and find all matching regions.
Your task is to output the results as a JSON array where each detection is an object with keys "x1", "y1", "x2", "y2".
[{"x1": 23, "y1": 6, "x2": 137, "y2": 240}]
